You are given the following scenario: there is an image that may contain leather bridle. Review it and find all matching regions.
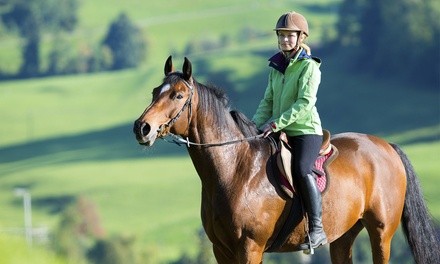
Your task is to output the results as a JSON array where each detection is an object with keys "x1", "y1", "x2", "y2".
[{"x1": 157, "y1": 79, "x2": 194, "y2": 136}]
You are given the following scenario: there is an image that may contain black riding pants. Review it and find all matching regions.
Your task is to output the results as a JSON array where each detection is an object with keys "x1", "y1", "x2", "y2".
[{"x1": 288, "y1": 134, "x2": 323, "y2": 180}]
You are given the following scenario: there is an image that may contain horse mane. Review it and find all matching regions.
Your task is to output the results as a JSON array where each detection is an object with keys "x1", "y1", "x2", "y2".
[
  {"x1": 165, "y1": 72, "x2": 260, "y2": 137},
  {"x1": 230, "y1": 110, "x2": 260, "y2": 137},
  {"x1": 196, "y1": 81, "x2": 261, "y2": 137}
]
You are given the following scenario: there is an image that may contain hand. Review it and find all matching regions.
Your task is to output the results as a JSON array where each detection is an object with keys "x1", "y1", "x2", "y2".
[{"x1": 261, "y1": 122, "x2": 275, "y2": 138}]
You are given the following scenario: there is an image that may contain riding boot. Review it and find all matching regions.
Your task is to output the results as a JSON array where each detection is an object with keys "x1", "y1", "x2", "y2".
[{"x1": 298, "y1": 174, "x2": 327, "y2": 252}]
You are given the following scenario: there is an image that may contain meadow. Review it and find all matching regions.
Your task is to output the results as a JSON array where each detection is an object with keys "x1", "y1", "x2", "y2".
[{"x1": 0, "y1": 0, "x2": 439, "y2": 263}]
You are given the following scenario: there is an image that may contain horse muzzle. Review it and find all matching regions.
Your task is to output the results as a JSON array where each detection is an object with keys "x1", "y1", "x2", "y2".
[{"x1": 133, "y1": 120, "x2": 158, "y2": 146}]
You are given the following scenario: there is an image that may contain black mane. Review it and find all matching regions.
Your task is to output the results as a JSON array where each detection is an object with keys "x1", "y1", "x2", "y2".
[
  {"x1": 196, "y1": 81, "x2": 260, "y2": 138},
  {"x1": 165, "y1": 73, "x2": 259, "y2": 137}
]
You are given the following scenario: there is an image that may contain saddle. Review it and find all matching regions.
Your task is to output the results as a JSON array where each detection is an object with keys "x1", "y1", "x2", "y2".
[{"x1": 275, "y1": 130, "x2": 339, "y2": 198}]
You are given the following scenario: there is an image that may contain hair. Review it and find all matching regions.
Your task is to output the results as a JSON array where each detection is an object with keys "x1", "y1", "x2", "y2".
[
  {"x1": 300, "y1": 43, "x2": 311, "y2": 55},
  {"x1": 164, "y1": 72, "x2": 261, "y2": 140}
]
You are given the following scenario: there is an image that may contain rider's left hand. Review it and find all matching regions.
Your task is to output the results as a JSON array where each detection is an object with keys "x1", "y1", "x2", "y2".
[{"x1": 261, "y1": 122, "x2": 275, "y2": 138}]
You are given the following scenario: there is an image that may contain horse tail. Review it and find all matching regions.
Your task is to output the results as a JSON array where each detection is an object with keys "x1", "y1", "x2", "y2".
[{"x1": 390, "y1": 143, "x2": 440, "y2": 264}]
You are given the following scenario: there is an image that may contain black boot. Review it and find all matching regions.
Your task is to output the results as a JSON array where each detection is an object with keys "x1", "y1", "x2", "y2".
[{"x1": 298, "y1": 174, "x2": 327, "y2": 252}]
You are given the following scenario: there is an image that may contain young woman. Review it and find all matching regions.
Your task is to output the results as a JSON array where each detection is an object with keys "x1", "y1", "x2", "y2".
[{"x1": 252, "y1": 11, "x2": 327, "y2": 251}]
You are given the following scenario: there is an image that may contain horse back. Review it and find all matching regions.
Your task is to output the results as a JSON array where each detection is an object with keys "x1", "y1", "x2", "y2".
[
  {"x1": 330, "y1": 132, "x2": 405, "y2": 175},
  {"x1": 329, "y1": 132, "x2": 406, "y2": 194}
]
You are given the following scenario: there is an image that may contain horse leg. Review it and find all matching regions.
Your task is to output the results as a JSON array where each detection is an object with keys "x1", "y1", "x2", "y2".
[
  {"x1": 237, "y1": 239, "x2": 264, "y2": 264},
  {"x1": 330, "y1": 221, "x2": 364, "y2": 264},
  {"x1": 362, "y1": 210, "x2": 401, "y2": 264},
  {"x1": 364, "y1": 229, "x2": 393, "y2": 264},
  {"x1": 213, "y1": 244, "x2": 235, "y2": 264},
  {"x1": 212, "y1": 242, "x2": 264, "y2": 264}
]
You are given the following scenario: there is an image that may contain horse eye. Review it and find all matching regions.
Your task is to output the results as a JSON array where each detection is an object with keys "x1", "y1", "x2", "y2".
[{"x1": 176, "y1": 94, "x2": 184, "y2": 99}]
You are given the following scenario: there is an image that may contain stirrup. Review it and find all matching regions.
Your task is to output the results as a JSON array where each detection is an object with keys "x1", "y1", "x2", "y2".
[
  {"x1": 301, "y1": 232, "x2": 327, "y2": 255},
  {"x1": 302, "y1": 233, "x2": 315, "y2": 255}
]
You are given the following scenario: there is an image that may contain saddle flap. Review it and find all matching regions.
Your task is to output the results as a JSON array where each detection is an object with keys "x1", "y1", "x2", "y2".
[
  {"x1": 276, "y1": 132, "x2": 294, "y2": 189},
  {"x1": 319, "y1": 129, "x2": 331, "y2": 155},
  {"x1": 274, "y1": 130, "x2": 339, "y2": 199}
]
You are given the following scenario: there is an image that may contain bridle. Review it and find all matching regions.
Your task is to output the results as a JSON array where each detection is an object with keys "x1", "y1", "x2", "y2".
[
  {"x1": 157, "y1": 78, "x2": 265, "y2": 147},
  {"x1": 157, "y1": 79, "x2": 194, "y2": 137}
]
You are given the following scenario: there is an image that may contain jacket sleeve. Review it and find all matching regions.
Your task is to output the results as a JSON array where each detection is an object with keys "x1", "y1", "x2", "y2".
[
  {"x1": 252, "y1": 72, "x2": 274, "y2": 128},
  {"x1": 273, "y1": 60, "x2": 321, "y2": 132}
]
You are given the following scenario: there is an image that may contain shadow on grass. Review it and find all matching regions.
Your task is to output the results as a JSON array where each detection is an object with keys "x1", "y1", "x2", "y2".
[
  {"x1": 1, "y1": 50, "x2": 439, "y2": 175},
  {"x1": 32, "y1": 195, "x2": 76, "y2": 214},
  {"x1": 0, "y1": 123, "x2": 187, "y2": 175}
]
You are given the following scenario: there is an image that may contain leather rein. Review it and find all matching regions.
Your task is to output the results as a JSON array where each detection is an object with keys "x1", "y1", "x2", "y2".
[{"x1": 158, "y1": 79, "x2": 264, "y2": 147}]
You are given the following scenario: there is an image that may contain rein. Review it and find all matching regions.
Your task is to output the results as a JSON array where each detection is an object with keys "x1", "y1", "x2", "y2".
[
  {"x1": 158, "y1": 78, "x2": 266, "y2": 147},
  {"x1": 162, "y1": 132, "x2": 265, "y2": 148}
]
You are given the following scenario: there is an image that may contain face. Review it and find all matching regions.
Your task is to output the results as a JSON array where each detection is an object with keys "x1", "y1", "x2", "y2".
[{"x1": 277, "y1": 30, "x2": 299, "y2": 52}]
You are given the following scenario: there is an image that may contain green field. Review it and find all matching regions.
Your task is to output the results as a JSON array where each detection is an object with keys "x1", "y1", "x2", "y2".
[{"x1": 0, "y1": 0, "x2": 439, "y2": 263}]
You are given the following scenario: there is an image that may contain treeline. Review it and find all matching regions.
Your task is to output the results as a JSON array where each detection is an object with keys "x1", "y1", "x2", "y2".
[
  {"x1": 0, "y1": 0, "x2": 438, "y2": 87},
  {"x1": 0, "y1": 0, "x2": 146, "y2": 78},
  {"x1": 333, "y1": 0, "x2": 439, "y2": 88}
]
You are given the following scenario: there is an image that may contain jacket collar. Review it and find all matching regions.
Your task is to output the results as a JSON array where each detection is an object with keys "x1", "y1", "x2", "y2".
[{"x1": 268, "y1": 48, "x2": 313, "y2": 74}]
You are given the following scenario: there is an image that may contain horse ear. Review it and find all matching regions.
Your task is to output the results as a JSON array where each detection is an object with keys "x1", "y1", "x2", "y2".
[
  {"x1": 164, "y1": 55, "x2": 174, "y2": 76},
  {"x1": 182, "y1": 57, "x2": 192, "y2": 81}
]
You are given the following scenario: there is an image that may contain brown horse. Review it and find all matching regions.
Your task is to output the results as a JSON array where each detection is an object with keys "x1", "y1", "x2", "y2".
[{"x1": 133, "y1": 56, "x2": 439, "y2": 264}]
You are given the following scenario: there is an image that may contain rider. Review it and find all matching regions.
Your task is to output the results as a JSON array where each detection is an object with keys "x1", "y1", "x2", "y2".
[{"x1": 252, "y1": 11, "x2": 327, "y2": 251}]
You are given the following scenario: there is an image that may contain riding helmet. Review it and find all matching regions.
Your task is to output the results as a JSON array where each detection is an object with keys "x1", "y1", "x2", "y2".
[{"x1": 274, "y1": 11, "x2": 309, "y2": 36}]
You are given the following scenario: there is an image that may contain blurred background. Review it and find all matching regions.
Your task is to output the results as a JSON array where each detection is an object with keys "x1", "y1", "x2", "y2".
[{"x1": 0, "y1": 0, "x2": 438, "y2": 263}]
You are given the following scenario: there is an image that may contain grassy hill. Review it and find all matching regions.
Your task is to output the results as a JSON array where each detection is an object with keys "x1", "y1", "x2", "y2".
[{"x1": 0, "y1": 0, "x2": 439, "y2": 263}]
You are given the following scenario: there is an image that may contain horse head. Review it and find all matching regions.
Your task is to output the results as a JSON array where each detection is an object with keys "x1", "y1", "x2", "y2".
[{"x1": 133, "y1": 56, "x2": 196, "y2": 146}]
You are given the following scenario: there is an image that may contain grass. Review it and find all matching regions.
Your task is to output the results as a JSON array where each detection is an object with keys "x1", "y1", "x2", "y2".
[
  {"x1": 400, "y1": 141, "x2": 440, "y2": 216},
  {"x1": 0, "y1": 156, "x2": 201, "y2": 262},
  {"x1": 0, "y1": 69, "x2": 150, "y2": 146},
  {"x1": 1, "y1": 137, "x2": 437, "y2": 263},
  {"x1": 0, "y1": 0, "x2": 439, "y2": 263},
  {"x1": 1, "y1": 51, "x2": 439, "y2": 264},
  {"x1": 0, "y1": 234, "x2": 66, "y2": 264},
  {"x1": 0, "y1": 63, "x2": 438, "y2": 263}
]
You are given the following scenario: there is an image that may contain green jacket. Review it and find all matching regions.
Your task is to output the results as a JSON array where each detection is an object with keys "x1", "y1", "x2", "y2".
[{"x1": 252, "y1": 48, "x2": 323, "y2": 136}]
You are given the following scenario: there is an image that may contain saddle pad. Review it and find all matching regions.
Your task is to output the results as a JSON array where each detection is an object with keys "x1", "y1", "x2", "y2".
[{"x1": 314, "y1": 149, "x2": 332, "y2": 192}]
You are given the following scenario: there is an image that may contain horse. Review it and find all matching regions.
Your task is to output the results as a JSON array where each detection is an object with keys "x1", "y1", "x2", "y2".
[{"x1": 133, "y1": 56, "x2": 439, "y2": 264}]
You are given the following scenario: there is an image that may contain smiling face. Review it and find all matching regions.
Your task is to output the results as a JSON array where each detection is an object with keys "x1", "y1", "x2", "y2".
[{"x1": 277, "y1": 30, "x2": 299, "y2": 52}]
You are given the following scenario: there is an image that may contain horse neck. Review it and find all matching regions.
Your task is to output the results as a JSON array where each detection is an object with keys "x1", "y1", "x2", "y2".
[
  {"x1": 186, "y1": 91, "x2": 252, "y2": 187},
  {"x1": 187, "y1": 84, "x2": 245, "y2": 150}
]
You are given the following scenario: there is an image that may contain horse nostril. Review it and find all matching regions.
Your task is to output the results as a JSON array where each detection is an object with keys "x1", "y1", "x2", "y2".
[
  {"x1": 133, "y1": 120, "x2": 151, "y2": 138},
  {"x1": 140, "y1": 123, "x2": 151, "y2": 137}
]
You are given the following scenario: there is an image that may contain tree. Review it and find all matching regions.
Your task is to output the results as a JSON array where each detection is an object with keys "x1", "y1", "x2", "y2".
[
  {"x1": 0, "y1": 0, "x2": 79, "y2": 77},
  {"x1": 88, "y1": 236, "x2": 137, "y2": 264},
  {"x1": 102, "y1": 13, "x2": 146, "y2": 70},
  {"x1": 376, "y1": 0, "x2": 439, "y2": 82},
  {"x1": 335, "y1": 0, "x2": 440, "y2": 85},
  {"x1": 335, "y1": 0, "x2": 365, "y2": 47},
  {"x1": 53, "y1": 196, "x2": 106, "y2": 263}
]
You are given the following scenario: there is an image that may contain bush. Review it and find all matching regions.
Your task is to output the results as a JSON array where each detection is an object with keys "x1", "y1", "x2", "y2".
[{"x1": 102, "y1": 13, "x2": 146, "y2": 70}]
